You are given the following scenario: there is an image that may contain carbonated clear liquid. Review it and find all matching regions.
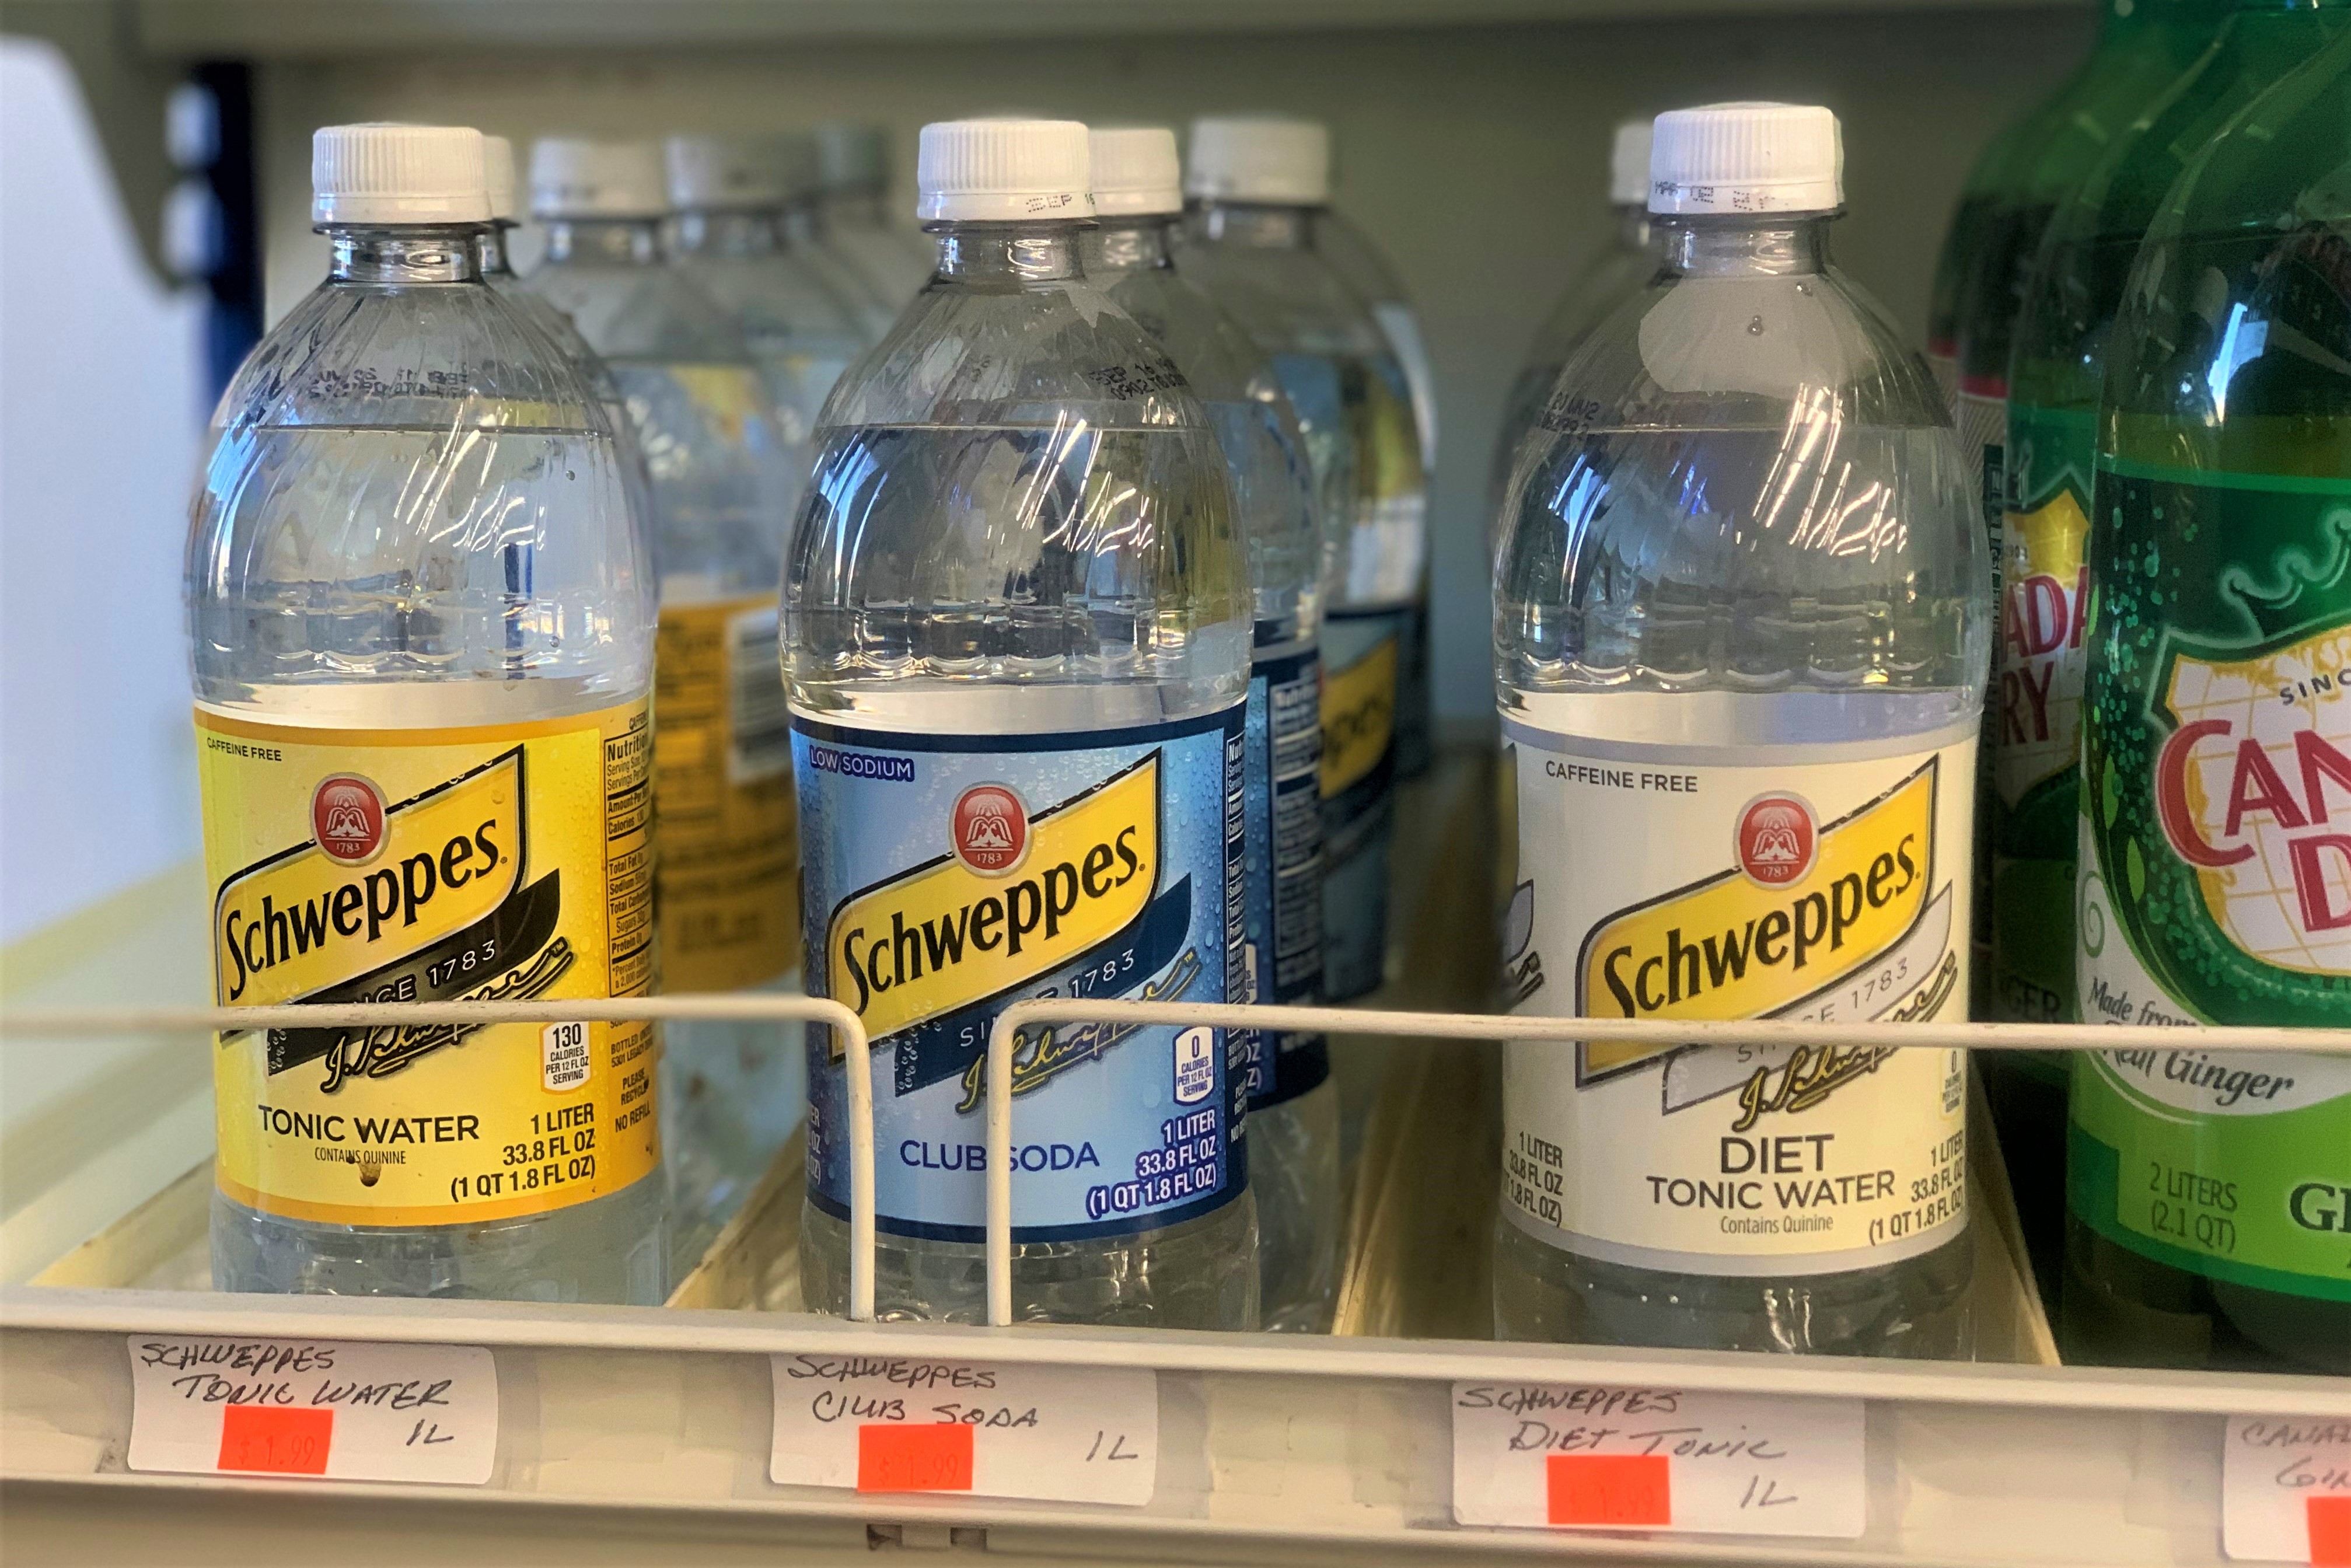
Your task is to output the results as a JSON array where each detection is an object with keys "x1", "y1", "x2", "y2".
[{"x1": 791, "y1": 421, "x2": 1256, "y2": 1327}]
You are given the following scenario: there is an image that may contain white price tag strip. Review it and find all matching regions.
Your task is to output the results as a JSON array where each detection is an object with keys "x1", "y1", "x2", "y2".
[
  {"x1": 125, "y1": 1335, "x2": 496, "y2": 1485},
  {"x1": 1451, "y1": 1381, "x2": 1865, "y2": 1539},
  {"x1": 770, "y1": 1354, "x2": 1155, "y2": 1506},
  {"x1": 2223, "y1": 1415, "x2": 2351, "y2": 1564}
]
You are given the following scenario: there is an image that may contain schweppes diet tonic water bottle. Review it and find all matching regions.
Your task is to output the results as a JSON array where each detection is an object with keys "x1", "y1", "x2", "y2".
[
  {"x1": 2066, "y1": 32, "x2": 2351, "y2": 1374},
  {"x1": 190, "y1": 125, "x2": 665, "y2": 1300},
  {"x1": 1491, "y1": 105, "x2": 1990, "y2": 1354},
  {"x1": 785, "y1": 120, "x2": 1258, "y2": 1326},
  {"x1": 1085, "y1": 127, "x2": 1338, "y2": 1332}
]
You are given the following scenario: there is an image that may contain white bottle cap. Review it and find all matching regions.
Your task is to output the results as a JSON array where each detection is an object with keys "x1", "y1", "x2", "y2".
[
  {"x1": 1609, "y1": 118, "x2": 1654, "y2": 207},
  {"x1": 773, "y1": 131, "x2": 822, "y2": 201},
  {"x1": 1090, "y1": 127, "x2": 1182, "y2": 217},
  {"x1": 1185, "y1": 116, "x2": 1329, "y2": 205},
  {"x1": 311, "y1": 123, "x2": 490, "y2": 226},
  {"x1": 483, "y1": 135, "x2": 518, "y2": 223},
  {"x1": 666, "y1": 134, "x2": 785, "y2": 211},
  {"x1": 1648, "y1": 102, "x2": 1842, "y2": 216},
  {"x1": 818, "y1": 121, "x2": 888, "y2": 191},
  {"x1": 916, "y1": 118, "x2": 1091, "y2": 223},
  {"x1": 529, "y1": 137, "x2": 668, "y2": 219}
]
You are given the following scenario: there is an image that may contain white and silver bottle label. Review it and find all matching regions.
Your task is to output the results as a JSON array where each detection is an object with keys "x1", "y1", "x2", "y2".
[{"x1": 1501, "y1": 714, "x2": 1974, "y2": 1277}]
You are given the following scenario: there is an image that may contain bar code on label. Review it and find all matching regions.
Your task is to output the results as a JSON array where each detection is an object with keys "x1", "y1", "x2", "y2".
[{"x1": 727, "y1": 605, "x2": 792, "y2": 783}]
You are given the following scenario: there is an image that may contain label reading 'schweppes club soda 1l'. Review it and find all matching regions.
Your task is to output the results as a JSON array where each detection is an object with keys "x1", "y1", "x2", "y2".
[
  {"x1": 796, "y1": 709, "x2": 1248, "y2": 1242},
  {"x1": 2072, "y1": 460, "x2": 2351, "y2": 1308},
  {"x1": 1504, "y1": 718, "x2": 1975, "y2": 1276},
  {"x1": 200, "y1": 703, "x2": 661, "y2": 1227}
]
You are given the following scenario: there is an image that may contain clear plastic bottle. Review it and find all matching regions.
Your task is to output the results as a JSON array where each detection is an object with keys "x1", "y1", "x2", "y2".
[
  {"x1": 811, "y1": 121, "x2": 935, "y2": 311},
  {"x1": 191, "y1": 124, "x2": 665, "y2": 1302},
  {"x1": 2066, "y1": 27, "x2": 2351, "y2": 1375},
  {"x1": 1087, "y1": 127, "x2": 1339, "y2": 1332},
  {"x1": 1184, "y1": 116, "x2": 1429, "y2": 1003},
  {"x1": 1492, "y1": 104, "x2": 1987, "y2": 1356},
  {"x1": 786, "y1": 120, "x2": 1257, "y2": 1328},
  {"x1": 666, "y1": 134, "x2": 870, "y2": 466},
  {"x1": 767, "y1": 131, "x2": 902, "y2": 344},
  {"x1": 1486, "y1": 118, "x2": 1660, "y2": 541},
  {"x1": 523, "y1": 138, "x2": 798, "y2": 1270}
]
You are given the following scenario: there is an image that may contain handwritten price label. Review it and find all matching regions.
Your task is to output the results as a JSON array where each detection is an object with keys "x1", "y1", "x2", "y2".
[
  {"x1": 2223, "y1": 1416, "x2": 2351, "y2": 1564},
  {"x1": 125, "y1": 1336, "x2": 496, "y2": 1485},
  {"x1": 770, "y1": 1354, "x2": 1155, "y2": 1506},
  {"x1": 1451, "y1": 1381, "x2": 1865, "y2": 1539}
]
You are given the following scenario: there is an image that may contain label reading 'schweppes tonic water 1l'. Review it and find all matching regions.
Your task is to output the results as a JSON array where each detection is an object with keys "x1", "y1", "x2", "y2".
[
  {"x1": 1992, "y1": 403, "x2": 2095, "y2": 1025},
  {"x1": 796, "y1": 711, "x2": 1247, "y2": 1240},
  {"x1": 2071, "y1": 459, "x2": 2351, "y2": 1311}
]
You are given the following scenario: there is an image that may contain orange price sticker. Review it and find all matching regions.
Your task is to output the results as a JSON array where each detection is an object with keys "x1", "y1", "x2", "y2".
[
  {"x1": 216, "y1": 1404, "x2": 333, "y2": 1476},
  {"x1": 2311, "y1": 1496, "x2": 2351, "y2": 1567},
  {"x1": 857, "y1": 1423, "x2": 975, "y2": 1493},
  {"x1": 1547, "y1": 1452, "x2": 1671, "y2": 1528}
]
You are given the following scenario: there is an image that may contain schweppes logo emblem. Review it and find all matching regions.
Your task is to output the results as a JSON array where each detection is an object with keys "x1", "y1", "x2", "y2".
[
  {"x1": 826, "y1": 753, "x2": 1169, "y2": 1052},
  {"x1": 1575, "y1": 757, "x2": 1945, "y2": 1085},
  {"x1": 1322, "y1": 635, "x2": 1397, "y2": 798},
  {"x1": 212, "y1": 749, "x2": 571, "y2": 1084}
]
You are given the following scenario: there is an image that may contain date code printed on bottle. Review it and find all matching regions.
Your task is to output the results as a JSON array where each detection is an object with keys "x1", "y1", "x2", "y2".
[
  {"x1": 768, "y1": 1355, "x2": 1156, "y2": 1506},
  {"x1": 1451, "y1": 1381, "x2": 1866, "y2": 1539}
]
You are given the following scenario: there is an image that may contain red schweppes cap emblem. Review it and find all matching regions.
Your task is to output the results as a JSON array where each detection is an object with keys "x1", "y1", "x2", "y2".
[
  {"x1": 1736, "y1": 793, "x2": 1816, "y2": 887},
  {"x1": 312, "y1": 774, "x2": 388, "y2": 865},
  {"x1": 952, "y1": 784, "x2": 1028, "y2": 875}
]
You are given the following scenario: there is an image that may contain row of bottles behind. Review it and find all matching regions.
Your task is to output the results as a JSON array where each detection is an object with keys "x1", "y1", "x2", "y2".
[
  {"x1": 188, "y1": 116, "x2": 1431, "y2": 1330},
  {"x1": 1926, "y1": 0, "x2": 2349, "y2": 1374}
]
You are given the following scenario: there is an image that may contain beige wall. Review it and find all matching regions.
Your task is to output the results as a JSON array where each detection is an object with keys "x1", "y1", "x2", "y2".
[{"x1": 255, "y1": 7, "x2": 2093, "y2": 723}]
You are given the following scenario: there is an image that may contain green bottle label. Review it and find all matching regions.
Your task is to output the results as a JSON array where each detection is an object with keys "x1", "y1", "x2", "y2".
[
  {"x1": 2071, "y1": 456, "x2": 2351, "y2": 1300},
  {"x1": 1992, "y1": 403, "x2": 2095, "y2": 1025}
]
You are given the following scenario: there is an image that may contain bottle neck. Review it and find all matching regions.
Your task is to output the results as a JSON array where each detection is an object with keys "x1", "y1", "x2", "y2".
[
  {"x1": 541, "y1": 217, "x2": 662, "y2": 267},
  {"x1": 671, "y1": 208, "x2": 782, "y2": 259},
  {"x1": 327, "y1": 226, "x2": 486, "y2": 283},
  {"x1": 1613, "y1": 204, "x2": 1654, "y2": 253},
  {"x1": 1658, "y1": 214, "x2": 1833, "y2": 278},
  {"x1": 1189, "y1": 200, "x2": 1317, "y2": 250},
  {"x1": 931, "y1": 222, "x2": 1086, "y2": 285},
  {"x1": 1084, "y1": 215, "x2": 1178, "y2": 276},
  {"x1": 477, "y1": 221, "x2": 516, "y2": 280}
]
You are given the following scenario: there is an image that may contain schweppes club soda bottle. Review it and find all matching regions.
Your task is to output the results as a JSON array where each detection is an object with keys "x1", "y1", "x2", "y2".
[
  {"x1": 1491, "y1": 105, "x2": 1990, "y2": 1354},
  {"x1": 189, "y1": 125, "x2": 664, "y2": 1300},
  {"x1": 784, "y1": 120, "x2": 1257, "y2": 1326},
  {"x1": 1183, "y1": 117, "x2": 1429, "y2": 1001},
  {"x1": 1085, "y1": 128, "x2": 1337, "y2": 1332},
  {"x1": 2067, "y1": 32, "x2": 2351, "y2": 1374},
  {"x1": 524, "y1": 138, "x2": 801, "y2": 1260}
]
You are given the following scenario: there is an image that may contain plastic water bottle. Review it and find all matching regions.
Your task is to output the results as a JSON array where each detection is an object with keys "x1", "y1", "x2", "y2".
[
  {"x1": 191, "y1": 124, "x2": 665, "y2": 1301},
  {"x1": 1184, "y1": 116, "x2": 1428, "y2": 1003},
  {"x1": 786, "y1": 119, "x2": 1258, "y2": 1328},
  {"x1": 1491, "y1": 104, "x2": 1987, "y2": 1356},
  {"x1": 768, "y1": 130, "x2": 900, "y2": 345},
  {"x1": 1488, "y1": 118, "x2": 1658, "y2": 537},
  {"x1": 666, "y1": 134, "x2": 869, "y2": 468},
  {"x1": 1087, "y1": 127, "x2": 1339, "y2": 1332},
  {"x1": 811, "y1": 121, "x2": 935, "y2": 309},
  {"x1": 2066, "y1": 29, "x2": 2351, "y2": 1374},
  {"x1": 523, "y1": 138, "x2": 799, "y2": 1267}
]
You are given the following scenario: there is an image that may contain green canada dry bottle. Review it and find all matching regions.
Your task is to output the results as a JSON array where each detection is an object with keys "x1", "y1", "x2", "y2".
[{"x1": 2067, "y1": 29, "x2": 2351, "y2": 1374}]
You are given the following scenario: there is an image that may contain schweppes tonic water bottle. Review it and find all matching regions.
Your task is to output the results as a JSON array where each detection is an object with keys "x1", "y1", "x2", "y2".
[
  {"x1": 524, "y1": 138, "x2": 801, "y2": 1265},
  {"x1": 1491, "y1": 105, "x2": 1990, "y2": 1354},
  {"x1": 785, "y1": 121, "x2": 1257, "y2": 1326},
  {"x1": 1087, "y1": 128, "x2": 1337, "y2": 1332},
  {"x1": 2067, "y1": 32, "x2": 2351, "y2": 1374},
  {"x1": 190, "y1": 125, "x2": 665, "y2": 1300},
  {"x1": 1183, "y1": 117, "x2": 1429, "y2": 1001}
]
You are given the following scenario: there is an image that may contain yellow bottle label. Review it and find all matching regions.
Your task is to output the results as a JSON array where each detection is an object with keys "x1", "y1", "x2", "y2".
[
  {"x1": 198, "y1": 700, "x2": 660, "y2": 1227},
  {"x1": 654, "y1": 596, "x2": 797, "y2": 993}
]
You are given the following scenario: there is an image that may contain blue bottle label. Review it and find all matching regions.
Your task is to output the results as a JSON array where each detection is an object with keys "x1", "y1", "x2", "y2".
[
  {"x1": 1321, "y1": 606, "x2": 1403, "y2": 1000},
  {"x1": 1242, "y1": 644, "x2": 1328, "y2": 1109},
  {"x1": 794, "y1": 707, "x2": 1248, "y2": 1242}
]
